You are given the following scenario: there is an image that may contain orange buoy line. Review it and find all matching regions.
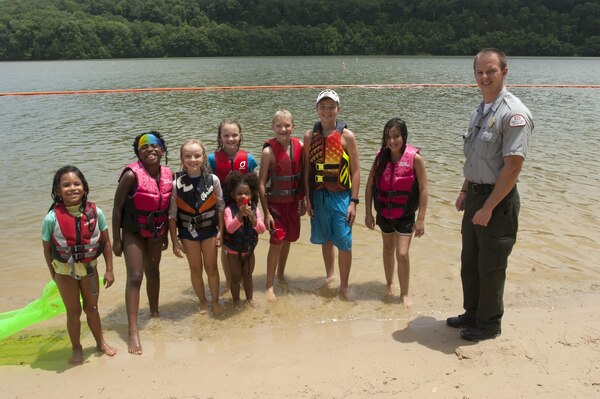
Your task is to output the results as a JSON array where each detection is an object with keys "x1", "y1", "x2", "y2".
[{"x1": 0, "y1": 83, "x2": 598, "y2": 97}]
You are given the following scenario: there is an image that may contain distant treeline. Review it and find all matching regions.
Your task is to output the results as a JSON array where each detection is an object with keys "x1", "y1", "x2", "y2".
[{"x1": 1, "y1": 0, "x2": 599, "y2": 60}]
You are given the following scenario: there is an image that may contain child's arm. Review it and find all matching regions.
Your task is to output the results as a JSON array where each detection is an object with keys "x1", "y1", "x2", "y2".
[
  {"x1": 168, "y1": 218, "x2": 184, "y2": 257},
  {"x1": 112, "y1": 170, "x2": 135, "y2": 257},
  {"x1": 42, "y1": 240, "x2": 55, "y2": 280},
  {"x1": 41, "y1": 214, "x2": 55, "y2": 279},
  {"x1": 224, "y1": 206, "x2": 243, "y2": 233},
  {"x1": 214, "y1": 176, "x2": 225, "y2": 248},
  {"x1": 364, "y1": 160, "x2": 377, "y2": 230},
  {"x1": 168, "y1": 182, "x2": 184, "y2": 257},
  {"x1": 99, "y1": 229, "x2": 115, "y2": 288},
  {"x1": 343, "y1": 128, "x2": 361, "y2": 225},
  {"x1": 216, "y1": 209, "x2": 224, "y2": 247},
  {"x1": 297, "y1": 141, "x2": 307, "y2": 216},
  {"x1": 258, "y1": 146, "x2": 275, "y2": 230},
  {"x1": 302, "y1": 129, "x2": 313, "y2": 217},
  {"x1": 413, "y1": 153, "x2": 429, "y2": 238},
  {"x1": 253, "y1": 208, "x2": 267, "y2": 234}
]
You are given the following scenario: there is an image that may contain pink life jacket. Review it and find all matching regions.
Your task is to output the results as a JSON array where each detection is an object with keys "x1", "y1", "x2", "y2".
[
  {"x1": 263, "y1": 137, "x2": 304, "y2": 203},
  {"x1": 123, "y1": 161, "x2": 173, "y2": 239},
  {"x1": 51, "y1": 202, "x2": 103, "y2": 267},
  {"x1": 374, "y1": 144, "x2": 420, "y2": 219}
]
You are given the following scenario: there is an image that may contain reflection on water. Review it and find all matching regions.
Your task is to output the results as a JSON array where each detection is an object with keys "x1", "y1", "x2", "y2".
[{"x1": 1, "y1": 57, "x2": 599, "y2": 342}]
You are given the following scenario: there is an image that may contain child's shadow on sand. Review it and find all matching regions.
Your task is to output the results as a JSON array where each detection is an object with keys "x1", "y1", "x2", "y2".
[
  {"x1": 392, "y1": 316, "x2": 476, "y2": 354},
  {"x1": 29, "y1": 345, "x2": 103, "y2": 373}
]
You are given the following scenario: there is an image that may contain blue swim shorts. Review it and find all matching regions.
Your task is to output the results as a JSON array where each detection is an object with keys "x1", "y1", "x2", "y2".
[{"x1": 310, "y1": 190, "x2": 352, "y2": 251}]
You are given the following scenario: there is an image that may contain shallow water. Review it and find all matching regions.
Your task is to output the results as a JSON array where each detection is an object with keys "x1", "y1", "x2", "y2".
[{"x1": 0, "y1": 56, "x2": 599, "y2": 345}]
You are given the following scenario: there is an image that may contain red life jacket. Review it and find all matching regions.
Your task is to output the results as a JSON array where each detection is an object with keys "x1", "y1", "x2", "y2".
[
  {"x1": 374, "y1": 144, "x2": 420, "y2": 219},
  {"x1": 51, "y1": 202, "x2": 103, "y2": 266},
  {"x1": 213, "y1": 149, "x2": 249, "y2": 184},
  {"x1": 308, "y1": 121, "x2": 351, "y2": 192},
  {"x1": 263, "y1": 137, "x2": 304, "y2": 203},
  {"x1": 121, "y1": 161, "x2": 173, "y2": 239}
]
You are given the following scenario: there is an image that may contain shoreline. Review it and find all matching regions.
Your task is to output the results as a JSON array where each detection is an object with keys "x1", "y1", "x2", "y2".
[{"x1": 1, "y1": 292, "x2": 599, "y2": 398}]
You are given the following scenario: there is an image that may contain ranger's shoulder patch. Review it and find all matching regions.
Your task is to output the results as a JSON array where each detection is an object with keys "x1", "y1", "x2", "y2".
[
  {"x1": 508, "y1": 114, "x2": 527, "y2": 127},
  {"x1": 509, "y1": 114, "x2": 527, "y2": 127}
]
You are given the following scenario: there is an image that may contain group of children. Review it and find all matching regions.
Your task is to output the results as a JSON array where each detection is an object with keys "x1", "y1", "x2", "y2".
[{"x1": 41, "y1": 90, "x2": 428, "y2": 364}]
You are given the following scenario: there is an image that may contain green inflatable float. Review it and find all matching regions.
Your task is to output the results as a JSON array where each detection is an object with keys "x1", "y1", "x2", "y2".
[{"x1": 0, "y1": 278, "x2": 103, "y2": 340}]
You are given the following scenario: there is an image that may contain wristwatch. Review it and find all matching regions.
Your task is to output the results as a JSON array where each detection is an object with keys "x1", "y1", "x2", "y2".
[{"x1": 350, "y1": 198, "x2": 359, "y2": 205}]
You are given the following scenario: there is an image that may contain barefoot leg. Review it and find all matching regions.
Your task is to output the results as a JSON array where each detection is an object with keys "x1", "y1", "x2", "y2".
[{"x1": 69, "y1": 345, "x2": 84, "y2": 365}]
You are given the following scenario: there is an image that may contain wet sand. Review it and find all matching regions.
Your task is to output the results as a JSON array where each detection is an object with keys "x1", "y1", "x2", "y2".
[{"x1": 1, "y1": 202, "x2": 599, "y2": 398}]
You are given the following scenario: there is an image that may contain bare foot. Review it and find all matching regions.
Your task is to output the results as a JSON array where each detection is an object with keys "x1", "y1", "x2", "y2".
[
  {"x1": 98, "y1": 342, "x2": 117, "y2": 356},
  {"x1": 385, "y1": 284, "x2": 394, "y2": 296},
  {"x1": 246, "y1": 299, "x2": 256, "y2": 307},
  {"x1": 69, "y1": 345, "x2": 84, "y2": 365},
  {"x1": 322, "y1": 276, "x2": 335, "y2": 289},
  {"x1": 339, "y1": 286, "x2": 355, "y2": 302},
  {"x1": 400, "y1": 295, "x2": 413, "y2": 308},
  {"x1": 211, "y1": 301, "x2": 223, "y2": 315},
  {"x1": 199, "y1": 300, "x2": 208, "y2": 314},
  {"x1": 150, "y1": 311, "x2": 159, "y2": 318},
  {"x1": 128, "y1": 332, "x2": 143, "y2": 355},
  {"x1": 265, "y1": 287, "x2": 277, "y2": 302}
]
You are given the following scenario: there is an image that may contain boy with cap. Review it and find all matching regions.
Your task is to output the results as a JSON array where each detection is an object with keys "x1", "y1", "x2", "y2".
[{"x1": 303, "y1": 90, "x2": 360, "y2": 300}]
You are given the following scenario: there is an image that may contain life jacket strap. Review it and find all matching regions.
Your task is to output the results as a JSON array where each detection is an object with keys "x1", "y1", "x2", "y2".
[
  {"x1": 268, "y1": 188, "x2": 299, "y2": 197},
  {"x1": 314, "y1": 163, "x2": 338, "y2": 171},
  {"x1": 180, "y1": 211, "x2": 217, "y2": 231},
  {"x1": 378, "y1": 190, "x2": 410, "y2": 198},
  {"x1": 56, "y1": 243, "x2": 101, "y2": 253},
  {"x1": 270, "y1": 174, "x2": 301, "y2": 182},
  {"x1": 314, "y1": 175, "x2": 338, "y2": 183}
]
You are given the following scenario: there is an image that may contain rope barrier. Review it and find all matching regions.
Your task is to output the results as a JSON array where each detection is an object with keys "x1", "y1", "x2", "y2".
[{"x1": 1, "y1": 83, "x2": 598, "y2": 97}]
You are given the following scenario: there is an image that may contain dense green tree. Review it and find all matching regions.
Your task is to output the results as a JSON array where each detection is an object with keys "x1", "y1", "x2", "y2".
[{"x1": 0, "y1": 0, "x2": 597, "y2": 59}]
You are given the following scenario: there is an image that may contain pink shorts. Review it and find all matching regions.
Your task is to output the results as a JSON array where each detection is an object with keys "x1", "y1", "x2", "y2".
[{"x1": 268, "y1": 201, "x2": 301, "y2": 245}]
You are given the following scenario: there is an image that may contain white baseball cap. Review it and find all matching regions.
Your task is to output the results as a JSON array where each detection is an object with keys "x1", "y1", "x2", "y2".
[{"x1": 316, "y1": 89, "x2": 340, "y2": 105}]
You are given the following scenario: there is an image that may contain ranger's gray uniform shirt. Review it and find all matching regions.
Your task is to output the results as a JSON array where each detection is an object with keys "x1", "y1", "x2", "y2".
[{"x1": 463, "y1": 88, "x2": 533, "y2": 184}]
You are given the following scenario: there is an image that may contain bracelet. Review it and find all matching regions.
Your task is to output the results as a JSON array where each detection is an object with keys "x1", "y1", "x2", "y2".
[{"x1": 350, "y1": 198, "x2": 359, "y2": 205}]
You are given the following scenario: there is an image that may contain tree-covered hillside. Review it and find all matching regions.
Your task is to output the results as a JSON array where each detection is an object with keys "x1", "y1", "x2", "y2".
[{"x1": 1, "y1": 0, "x2": 598, "y2": 60}]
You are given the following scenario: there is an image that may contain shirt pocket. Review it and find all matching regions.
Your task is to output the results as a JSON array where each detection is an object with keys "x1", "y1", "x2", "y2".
[{"x1": 476, "y1": 128, "x2": 501, "y2": 159}]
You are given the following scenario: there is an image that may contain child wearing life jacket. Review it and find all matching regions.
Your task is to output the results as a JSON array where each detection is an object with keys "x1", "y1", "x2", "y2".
[
  {"x1": 112, "y1": 131, "x2": 173, "y2": 355},
  {"x1": 364, "y1": 118, "x2": 429, "y2": 307},
  {"x1": 303, "y1": 90, "x2": 361, "y2": 301},
  {"x1": 258, "y1": 110, "x2": 305, "y2": 302},
  {"x1": 168, "y1": 139, "x2": 225, "y2": 315},
  {"x1": 222, "y1": 171, "x2": 266, "y2": 305},
  {"x1": 208, "y1": 119, "x2": 258, "y2": 292},
  {"x1": 42, "y1": 165, "x2": 117, "y2": 365}
]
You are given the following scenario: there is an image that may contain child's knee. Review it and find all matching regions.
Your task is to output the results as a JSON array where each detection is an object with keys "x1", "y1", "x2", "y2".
[
  {"x1": 83, "y1": 304, "x2": 99, "y2": 316},
  {"x1": 128, "y1": 273, "x2": 144, "y2": 288},
  {"x1": 65, "y1": 306, "x2": 83, "y2": 319}
]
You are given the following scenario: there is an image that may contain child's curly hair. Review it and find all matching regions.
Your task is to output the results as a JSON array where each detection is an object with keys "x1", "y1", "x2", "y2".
[{"x1": 223, "y1": 171, "x2": 259, "y2": 207}]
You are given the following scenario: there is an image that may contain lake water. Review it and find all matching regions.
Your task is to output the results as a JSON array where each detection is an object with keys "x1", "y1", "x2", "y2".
[{"x1": 1, "y1": 56, "x2": 599, "y2": 345}]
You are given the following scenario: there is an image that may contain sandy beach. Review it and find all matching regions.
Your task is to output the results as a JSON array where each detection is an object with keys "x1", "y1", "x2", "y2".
[
  {"x1": 1, "y1": 207, "x2": 599, "y2": 399},
  {"x1": 2, "y1": 303, "x2": 600, "y2": 398}
]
